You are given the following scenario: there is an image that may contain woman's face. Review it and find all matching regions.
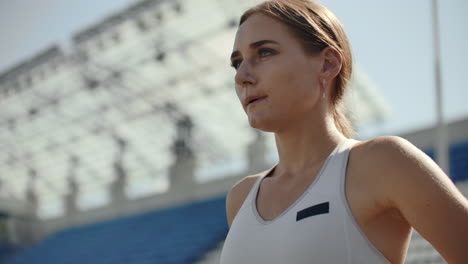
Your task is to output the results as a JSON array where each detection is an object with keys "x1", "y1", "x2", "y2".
[{"x1": 231, "y1": 13, "x2": 324, "y2": 132}]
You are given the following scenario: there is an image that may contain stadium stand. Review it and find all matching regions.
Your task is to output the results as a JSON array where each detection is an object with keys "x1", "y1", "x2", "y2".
[
  {"x1": 7, "y1": 196, "x2": 228, "y2": 264},
  {"x1": 449, "y1": 141, "x2": 468, "y2": 183},
  {"x1": 425, "y1": 141, "x2": 468, "y2": 183},
  {"x1": 0, "y1": 243, "x2": 20, "y2": 264}
]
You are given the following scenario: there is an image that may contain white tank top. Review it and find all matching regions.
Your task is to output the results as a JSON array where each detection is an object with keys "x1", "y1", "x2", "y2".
[{"x1": 220, "y1": 139, "x2": 391, "y2": 264}]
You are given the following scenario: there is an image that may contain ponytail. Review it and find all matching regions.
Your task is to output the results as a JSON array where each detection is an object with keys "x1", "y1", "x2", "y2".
[{"x1": 333, "y1": 102, "x2": 354, "y2": 138}]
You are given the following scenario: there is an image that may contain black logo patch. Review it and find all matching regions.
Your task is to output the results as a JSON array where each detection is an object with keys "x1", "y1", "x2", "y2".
[{"x1": 296, "y1": 202, "x2": 330, "y2": 221}]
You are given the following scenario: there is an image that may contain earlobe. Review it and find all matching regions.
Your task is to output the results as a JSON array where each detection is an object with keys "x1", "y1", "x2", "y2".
[{"x1": 321, "y1": 79, "x2": 326, "y2": 99}]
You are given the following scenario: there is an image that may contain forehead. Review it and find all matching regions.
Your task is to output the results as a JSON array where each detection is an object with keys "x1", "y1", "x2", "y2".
[{"x1": 233, "y1": 13, "x2": 297, "y2": 51}]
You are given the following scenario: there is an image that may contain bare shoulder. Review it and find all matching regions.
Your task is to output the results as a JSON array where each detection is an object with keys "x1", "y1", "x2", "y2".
[
  {"x1": 350, "y1": 135, "x2": 433, "y2": 177},
  {"x1": 351, "y1": 135, "x2": 420, "y2": 159},
  {"x1": 346, "y1": 136, "x2": 414, "y2": 208},
  {"x1": 349, "y1": 135, "x2": 447, "y2": 206},
  {"x1": 225, "y1": 173, "x2": 262, "y2": 227},
  {"x1": 351, "y1": 136, "x2": 468, "y2": 263}
]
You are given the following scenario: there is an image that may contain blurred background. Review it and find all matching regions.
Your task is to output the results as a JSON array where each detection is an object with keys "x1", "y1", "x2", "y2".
[{"x1": 0, "y1": 0, "x2": 466, "y2": 263}]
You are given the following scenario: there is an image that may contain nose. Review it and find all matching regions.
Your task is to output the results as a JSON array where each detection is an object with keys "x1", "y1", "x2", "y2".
[{"x1": 235, "y1": 61, "x2": 256, "y2": 87}]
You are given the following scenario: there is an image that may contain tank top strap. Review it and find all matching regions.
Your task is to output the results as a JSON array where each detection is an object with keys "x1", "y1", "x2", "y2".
[
  {"x1": 310, "y1": 138, "x2": 360, "y2": 192},
  {"x1": 243, "y1": 165, "x2": 276, "y2": 206},
  {"x1": 336, "y1": 138, "x2": 360, "y2": 177},
  {"x1": 337, "y1": 138, "x2": 360, "y2": 175}
]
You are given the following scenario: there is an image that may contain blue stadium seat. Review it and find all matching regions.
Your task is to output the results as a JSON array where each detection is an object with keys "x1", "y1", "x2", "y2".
[
  {"x1": 0, "y1": 243, "x2": 20, "y2": 263},
  {"x1": 424, "y1": 141, "x2": 468, "y2": 183},
  {"x1": 9, "y1": 195, "x2": 229, "y2": 264}
]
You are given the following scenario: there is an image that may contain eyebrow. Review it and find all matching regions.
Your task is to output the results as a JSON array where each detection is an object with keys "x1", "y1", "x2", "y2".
[{"x1": 230, "y1": 39, "x2": 280, "y2": 60}]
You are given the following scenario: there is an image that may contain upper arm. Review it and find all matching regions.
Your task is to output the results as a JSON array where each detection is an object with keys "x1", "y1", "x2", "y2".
[
  {"x1": 226, "y1": 176, "x2": 257, "y2": 228},
  {"x1": 369, "y1": 136, "x2": 468, "y2": 263}
]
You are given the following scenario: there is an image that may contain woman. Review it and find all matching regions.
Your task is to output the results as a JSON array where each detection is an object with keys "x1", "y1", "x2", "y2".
[{"x1": 219, "y1": 0, "x2": 468, "y2": 263}]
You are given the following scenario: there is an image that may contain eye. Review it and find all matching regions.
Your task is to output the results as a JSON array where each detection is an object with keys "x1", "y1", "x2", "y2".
[
  {"x1": 231, "y1": 59, "x2": 242, "y2": 70},
  {"x1": 258, "y1": 48, "x2": 274, "y2": 57}
]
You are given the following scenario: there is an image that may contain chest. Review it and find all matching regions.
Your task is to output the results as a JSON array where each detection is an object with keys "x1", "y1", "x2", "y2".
[
  {"x1": 256, "y1": 164, "x2": 379, "y2": 223},
  {"x1": 225, "y1": 167, "x2": 391, "y2": 264}
]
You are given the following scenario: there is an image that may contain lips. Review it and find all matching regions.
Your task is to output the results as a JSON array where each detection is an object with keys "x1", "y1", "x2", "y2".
[{"x1": 244, "y1": 95, "x2": 267, "y2": 108}]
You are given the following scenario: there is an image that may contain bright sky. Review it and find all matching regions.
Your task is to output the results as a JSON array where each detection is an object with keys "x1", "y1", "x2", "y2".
[{"x1": 0, "y1": 0, "x2": 467, "y2": 136}]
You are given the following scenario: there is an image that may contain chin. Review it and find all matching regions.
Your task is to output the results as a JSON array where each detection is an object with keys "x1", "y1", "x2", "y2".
[{"x1": 248, "y1": 116, "x2": 277, "y2": 133}]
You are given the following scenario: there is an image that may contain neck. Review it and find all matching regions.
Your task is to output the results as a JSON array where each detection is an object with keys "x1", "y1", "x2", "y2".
[{"x1": 273, "y1": 113, "x2": 346, "y2": 180}]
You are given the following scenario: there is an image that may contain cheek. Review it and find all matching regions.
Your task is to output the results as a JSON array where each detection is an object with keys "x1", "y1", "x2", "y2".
[{"x1": 271, "y1": 66, "x2": 320, "y2": 107}]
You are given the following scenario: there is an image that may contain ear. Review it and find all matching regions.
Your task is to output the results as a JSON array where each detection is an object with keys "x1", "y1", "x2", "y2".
[{"x1": 320, "y1": 47, "x2": 342, "y2": 82}]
